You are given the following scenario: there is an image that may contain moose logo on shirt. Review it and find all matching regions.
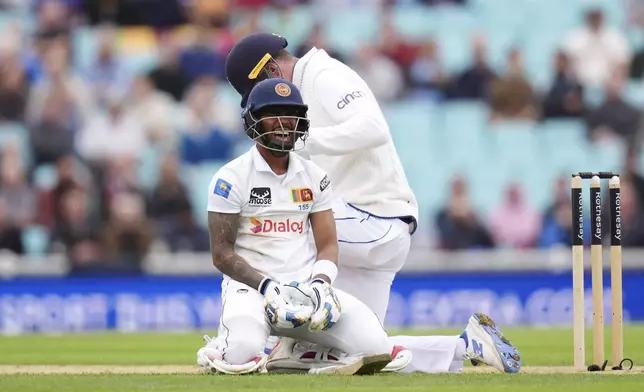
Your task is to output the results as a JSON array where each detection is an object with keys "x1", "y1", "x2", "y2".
[{"x1": 249, "y1": 187, "x2": 272, "y2": 206}]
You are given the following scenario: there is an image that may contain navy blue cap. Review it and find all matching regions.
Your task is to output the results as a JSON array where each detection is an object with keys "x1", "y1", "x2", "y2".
[
  {"x1": 245, "y1": 78, "x2": 307, "y2": 114},
  {"x1": 225, "y1": 33, "x2": 289, "y2": 108}
]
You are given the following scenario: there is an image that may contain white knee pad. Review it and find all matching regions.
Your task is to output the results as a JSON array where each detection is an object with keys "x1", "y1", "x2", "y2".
[
  {"x1": 223, "y1": 336, "x2": 267, "y2": 365},
  {"x1": 197, "y1": 346, "x2": 267, "y2": 375}
]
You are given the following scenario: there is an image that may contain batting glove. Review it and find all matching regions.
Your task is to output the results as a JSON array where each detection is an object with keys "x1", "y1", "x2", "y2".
[
  {"x1": 260, "y1": 279, "x2": 315, "y2": 329},
  {"x1": 306, "y1": 279, "x2": 342, "y2": 332}
]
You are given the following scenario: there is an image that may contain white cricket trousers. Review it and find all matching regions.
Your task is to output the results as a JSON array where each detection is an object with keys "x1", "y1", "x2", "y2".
[
  {"x1": 215, "y1": 279, "x2": 393, "y2": 365},
  {"x1": 331, "y1": 199, "x2": 464, "y2": 373},
  {"x1": 331, "y1": 199, "x2": 411, "y2": 322}
]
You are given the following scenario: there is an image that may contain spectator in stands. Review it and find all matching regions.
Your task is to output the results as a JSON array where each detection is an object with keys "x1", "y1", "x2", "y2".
[
  {"x1": 28, "y1": 1, "x2": 75, "y2": 85},
  {"x1": 179, "y1": 26, "x2": 227, "y2": 83},
  {"x1": 50, "y1": 185, "x2": 101, "y2": 267},
  {"x1": 353, "y1": 44, "x2": 405, "y2": 102},
  {"x1": 409, "y1": 38, "x2": 447, "y2": 99},
  {"x1": 629, "y1": 0, "x2": 644, "y2": 81},
  {"x1": 185, "y1": 0, "x2": 231, "y2": 28},
  {"x1": 377, "y1": 16, "x2": 418, "y2": 84},
  {"x1": 179, "y1": 77, "x2": 234, "y2": 164},
  {"x1": 542, "y1": 51, "x2": 585, "y2": 119},
  {"x1": 489, "y1": 47, "x2": 538, "y2": 121},
  {"x1": 129, "y1": 75, "x2": 177, "y2": 144},
  {"x1": 0, "y1": 197, "x2": 23, "y2": 254},
  {"x1": 148, "y1": 154, "x2": 209, "y2": 252},
  {"x1": 232, "y1": 9, "x2": 261, "y2": 41},
  {"x1": 177, "y1": 75, "x2": 240, "y2": 135},
  {"x1": 148, "y1": 33, "x2": 191, "y2": 101},
  {"x1": 564, "y1": 8, "x2": 630, "y2": 88},
  {"x1": 51, "y1": 155, "x2": 84, "y2": 226},
  {"x1": 435, "y1": 176, "x2": 494, "y2": 250},
  {"x1": 27, "y1": 39, "x2": 94, "y2": 129},
  {"x1": 0, "y1": 146, "x2": 36, "y2": 254},
  {"x1": 295, "y1": 24, "x2": 345, "y2": 64},
  {"x1": 488, "y1": 182, "x2": 541, "y2": 249},
  {"x1": 586, "y1": 69, "x2": 640, "y2": 147},
  {"x1": 101, "y1": 191, "x2": 153, "y2": 268},
  {"x1": 28, "y1": 92, "x2": 74, "y2": 166},
  {"x1": 34, "y1": 0, "x2": 72, "y2": 40},
  {"x1": 0, "y1": 40, "x2": 29, "y2": 122},
  {"x1": 447, "y1": 34, "x2": 495, "y2": 100},
  {"x1": 539, "y1": 176, "x2": 573, "y2": 248},
  {"x1": 100, "y1": 157, "x2": 144, "y2": 223},
  {"x1": 235, "y1": 0, "x2": 271, "y2": 8},
  {"x1": 76, "y1": 93, "x2": 147, "y2": 163},
  {"x1": 86, "y1": 25, "x2": 132, "y2": 107}
]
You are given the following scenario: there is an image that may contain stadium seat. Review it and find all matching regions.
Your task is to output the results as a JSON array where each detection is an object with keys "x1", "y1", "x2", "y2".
[
  {"x1": 138, "y1": 146, "x2": 162, "y2": 191},
  {"x1": 0, "y1": 122, "x2": 33, "y2": 168},
  {"x1": 583, "y1": 86, "x2": 605, "y2": 108},
  {"x1": 322, "y1": 8, "x2": 380, "y2": 56},
  {"x1": 588, "y1": 139, "x2": 627, "y2": 173},
  {"x1": 433, "y1": 7, "x2": 478, "y2": 72},
  {"x1": 624, "y1": 81, "x2": 644, "y2": 107},
  {"x1": 259, "y1": 5, "x2": 313, "y2": 49},
  {"x1": 72, "y1": 27, "x2": 97, "y2": 71},
  {"x1": 33, "y1": 164, "x2": 58, "y2": 191},
  {"x1": 22, "y1": 225, "x2": 50, "y2": 258},
  {"x1": 390, "y1": 5, "x2": 437, "y2": 40},
  {"x1": 439, "y1": 101, "x2": 491, "y2": 171},
  {"x1": 535, "y1": 119, "x2": 590, "y2": 175},
  {"x1": 383, "y1": 100, "x2": 444, "y2": 222},
  {"x1": 186, "y1": 162, "x2": 226, "y2": 228}
]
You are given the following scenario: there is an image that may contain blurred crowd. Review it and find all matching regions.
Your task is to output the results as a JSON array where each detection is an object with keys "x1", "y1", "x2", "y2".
[{"x1": 0, "y1": 0, "x2": 644, "y2": 272}]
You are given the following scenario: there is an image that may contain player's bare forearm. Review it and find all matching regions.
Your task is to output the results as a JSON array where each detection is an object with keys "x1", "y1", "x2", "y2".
[
  {"x1": 208, "y1": 211, "x2": 264, "y2": 290},
  {"x1": 310, "y1": 209, "x2": 339, "y2": 283}
]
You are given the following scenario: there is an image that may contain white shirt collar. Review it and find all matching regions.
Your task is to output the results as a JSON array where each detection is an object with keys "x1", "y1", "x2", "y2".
[{"x1": 292, "y1": 47, "x2": 321, "y2": 90}]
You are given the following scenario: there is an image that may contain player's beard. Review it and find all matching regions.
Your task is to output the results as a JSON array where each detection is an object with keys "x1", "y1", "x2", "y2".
[
  {"x1": 261, "y1": 121, "x2": 297, "y2": 157},
  {"x1": 264, "y1": 129, "x2": 295, "y2": 157}
]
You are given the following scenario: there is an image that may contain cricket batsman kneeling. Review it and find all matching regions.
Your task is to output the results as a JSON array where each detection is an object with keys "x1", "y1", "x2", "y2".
[{"x1": 196, "y1": 78, "x2": 405, "y2": 375}]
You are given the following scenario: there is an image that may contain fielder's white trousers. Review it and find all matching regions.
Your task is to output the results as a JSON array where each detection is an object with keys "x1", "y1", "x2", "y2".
[
  {"x1": 332, "y1": 199, "x2": 463, "y2": 373},
  {"x1": 215, "y1": 279, "x2": 392, "y2": 365}
]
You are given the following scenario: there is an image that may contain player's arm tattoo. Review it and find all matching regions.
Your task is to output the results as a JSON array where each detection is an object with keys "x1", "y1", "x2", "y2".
[{"x1": 208, "y1": 211, "x2": 264, "y2": 290}]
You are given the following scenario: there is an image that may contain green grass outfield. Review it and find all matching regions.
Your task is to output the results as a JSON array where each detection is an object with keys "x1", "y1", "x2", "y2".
[{"x1": 0, "y1": 326, "x2": 643, "y2": 391}]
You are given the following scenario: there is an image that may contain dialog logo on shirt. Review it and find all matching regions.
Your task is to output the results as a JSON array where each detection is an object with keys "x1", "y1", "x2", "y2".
[
  {"x1": 336, "y1": 91, "x2": 365, "y2": 110},
  {"x1": 291, "y1": 187, "x2": 313, "y2": 204},
  {"x1": 250, "y1": 217, "x2": 304, "y2": 234},
  {"x1": 249, "y1": 187, "x2": 272, "y2": 206}
]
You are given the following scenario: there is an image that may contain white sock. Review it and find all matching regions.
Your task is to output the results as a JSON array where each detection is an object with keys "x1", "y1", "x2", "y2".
[{"x1": 454, "y1": 336, "x2": 467, "y2": 360}]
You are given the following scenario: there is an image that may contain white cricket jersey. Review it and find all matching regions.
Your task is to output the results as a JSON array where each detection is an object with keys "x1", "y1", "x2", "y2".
[
  {"x1": 207, "y1": 146, "x2": 333, "y2": 283},
  {"x1": 292, "y1": 48, "x2": 419, "y2": 233}
]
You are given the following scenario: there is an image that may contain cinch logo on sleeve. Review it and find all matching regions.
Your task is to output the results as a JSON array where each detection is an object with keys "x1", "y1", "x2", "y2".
[
  {"x1": 249, "y1": 217, "x2": 304, "y2": 234},
  {"x1": 336, "y1": 91, "x2": 364, "y2": 110}
]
